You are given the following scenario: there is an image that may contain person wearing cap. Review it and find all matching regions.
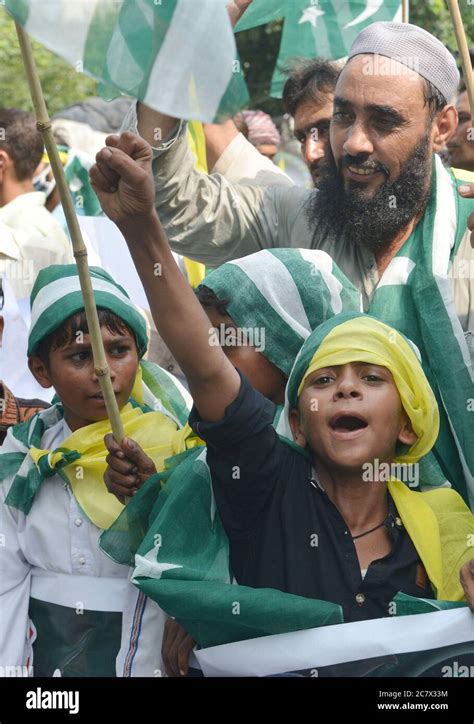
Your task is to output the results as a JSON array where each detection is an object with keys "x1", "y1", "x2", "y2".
[
  {"x1": 118, "y1": 22, "x2": 473, "y2": 506},
  {"x1": 234, "y1": 109, "x2": 281, "y2": 161},
  {"x1": 0, "y1": 265, "x2": 192, "y2": 676}
]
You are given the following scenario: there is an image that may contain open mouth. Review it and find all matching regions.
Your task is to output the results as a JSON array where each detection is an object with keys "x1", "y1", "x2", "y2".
[
  {"x1": 330, "y1": 414, "x2": 368, "y2": 433},
  {"x1": 346, "y1": 165, "x2": 380, "y2": 177}
]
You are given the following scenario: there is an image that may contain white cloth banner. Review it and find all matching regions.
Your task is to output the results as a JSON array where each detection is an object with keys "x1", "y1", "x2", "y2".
[{"x1": 195, "y1": 608, "x2": 474, "y2": 677}]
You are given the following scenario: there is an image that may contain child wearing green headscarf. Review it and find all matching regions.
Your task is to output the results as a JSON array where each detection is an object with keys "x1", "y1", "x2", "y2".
[
  {"x1": 0, "y1": 265, "x2": 191, "y2": 677},
  {"x1": 92, "y1": 132, "x2": 474, "y2": 677}
]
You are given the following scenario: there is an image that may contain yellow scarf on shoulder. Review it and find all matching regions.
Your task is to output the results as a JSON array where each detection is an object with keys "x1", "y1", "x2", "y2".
[
  {"x1": 30, "y1": 402, "x2": 180, "y2": 530},
  {"x1": 389, "y1": 479, "x2": 474, "y2": 601}
]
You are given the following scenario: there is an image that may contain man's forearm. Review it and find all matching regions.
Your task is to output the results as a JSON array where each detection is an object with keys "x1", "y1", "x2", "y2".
[
  {"x1": 122, "y1": 102, "x2": 284, "y2": 267},
  {"x1": 137, "y1": 102, "x2": 178, "y2": 147},
  {"x1": 203, "y1": 119, "x2": 239, "y2": 172}
]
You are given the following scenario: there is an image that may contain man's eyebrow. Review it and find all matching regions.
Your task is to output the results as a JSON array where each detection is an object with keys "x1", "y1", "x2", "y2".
[
  {"x1": 333, "y1": 96, "x2": 406, "y2": 124},
  {"x1": 366, "y1": 103, "x2": 406, "y2": 123},
  {"x1": 333, "y1": 96, "x2": 352, "y2": 109}
]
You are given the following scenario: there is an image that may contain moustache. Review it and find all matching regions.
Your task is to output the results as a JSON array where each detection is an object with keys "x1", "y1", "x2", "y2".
[{"x1": 340, "y1": 155, "x2": 390, "y2": 177}]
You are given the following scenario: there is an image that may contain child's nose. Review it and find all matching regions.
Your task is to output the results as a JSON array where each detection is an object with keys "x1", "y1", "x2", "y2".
[{"x1": 334, "y1": 373, "x2": 362, "y2": 399}]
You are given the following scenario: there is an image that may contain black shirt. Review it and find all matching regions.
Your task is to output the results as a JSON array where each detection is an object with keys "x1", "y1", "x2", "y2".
[{"x1": 190, "y1": 372, "x2": 434, "y2": 623}]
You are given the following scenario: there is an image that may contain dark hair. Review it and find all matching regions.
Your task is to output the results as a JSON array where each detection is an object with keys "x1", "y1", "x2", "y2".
[
  {"x1": 282, "y1": 59, "x2": 340, "y2": 117},
  {"x1": 36, "y1": 308, "x2": 135, "y2": 367},
  {"x1": 195, "y1": 285, "x2": 230, "y2": 316},
  {"x1": 0, "y1": 108, "x2": 44, "y2": 181},
  {"x1": 423, "y1": 79, "x2": 447, "y2": 120}
]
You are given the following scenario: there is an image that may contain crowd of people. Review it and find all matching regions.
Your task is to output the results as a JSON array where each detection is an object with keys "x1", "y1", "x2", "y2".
[{"x1": 0, "y1": 17, "x2": 474, "y2": 678}]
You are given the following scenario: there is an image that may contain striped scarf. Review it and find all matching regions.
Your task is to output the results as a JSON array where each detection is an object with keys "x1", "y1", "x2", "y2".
[{"x1": 367, "y1": 156, "x2": 473, "y2": 507}]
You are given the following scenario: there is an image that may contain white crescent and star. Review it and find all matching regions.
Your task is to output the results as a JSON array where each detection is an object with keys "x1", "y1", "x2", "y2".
[
  {"x1": 344, "y1": 0, "x2": 384, "y2": 28},
  {"x1": 298, "y1": 1, "x2": 385, "y2": 31}
]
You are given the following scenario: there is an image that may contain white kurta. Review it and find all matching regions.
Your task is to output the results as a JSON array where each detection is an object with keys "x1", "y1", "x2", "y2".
[
  {"x1": 0, "y1": 417, "x2": 129, "y2": 671},
  {"x1": 0, "y1": 192, "x2": 73, "y2": 301}
]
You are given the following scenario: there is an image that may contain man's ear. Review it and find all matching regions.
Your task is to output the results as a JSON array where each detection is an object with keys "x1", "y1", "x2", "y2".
[
  {"x1": 289, "y1": 408, "x2": 307, "y2": 448},
  {"x1": 28, "y1": 356, "x2": 53, "y2": 389},
  {"x1": 0, "y1": 149, "x2": 12, "y2": 184},
  {"x1": 398, "y1": 414, "x2": 417, "y2": 447},
  {"x1": 431, "y1": 104, "x2": 458, "y2": 152}
]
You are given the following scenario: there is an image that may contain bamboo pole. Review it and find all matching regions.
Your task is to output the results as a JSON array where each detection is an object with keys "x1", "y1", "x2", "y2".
[
  {"x1": 402, "y1": 0, "x2": 409, "y2": 23},
  {"x1": 15, "y1": 21, "x2": 125, "y2": 442},
  {"x1": 446, "y1": 0, "x2": 474, "y2": 126}
]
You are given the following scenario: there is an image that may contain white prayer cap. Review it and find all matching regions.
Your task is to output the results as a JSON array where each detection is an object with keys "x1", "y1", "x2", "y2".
[{"x1": 348, "y1": 22, "x2": 460, "y2": 103}]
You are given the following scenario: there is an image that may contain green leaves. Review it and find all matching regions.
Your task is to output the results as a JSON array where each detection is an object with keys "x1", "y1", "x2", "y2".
[{"x1": 0, "y1": 11, "x2": 96, "y2": 115}]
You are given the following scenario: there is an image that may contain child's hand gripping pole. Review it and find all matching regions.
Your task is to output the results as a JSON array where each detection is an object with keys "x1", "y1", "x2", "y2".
[
  {"x1": 104, "y1": 434, "x2": 157, "y2": 505},
  {"x1": 14, "y1": 22, "x2": 125, "y2": 443}
]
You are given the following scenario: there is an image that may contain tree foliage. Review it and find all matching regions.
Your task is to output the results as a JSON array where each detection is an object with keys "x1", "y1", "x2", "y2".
[{"x1": 0, "y1": 12, "x2": 97, "y2": 115}]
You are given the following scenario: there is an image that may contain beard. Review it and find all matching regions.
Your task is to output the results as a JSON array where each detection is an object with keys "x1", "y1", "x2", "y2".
[{"x1": 306, "y1": 134, "x2": 432, "y2": 252}]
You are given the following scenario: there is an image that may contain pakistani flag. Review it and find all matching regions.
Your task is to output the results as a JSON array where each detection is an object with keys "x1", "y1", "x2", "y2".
[
  {"x1": 4, "y1": 0, "x2": 249, "y2": 122},
  {"x1": 235, "y1": 0, "x2": 402, "y2": 97}
]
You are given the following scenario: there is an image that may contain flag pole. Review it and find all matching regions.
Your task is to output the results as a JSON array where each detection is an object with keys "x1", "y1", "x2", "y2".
[
  {"x1": 402, "y1": 0, "x2": 409, "y2": 23},
  {"x1": 446, "y1": 0, "x2": 474, "y2": 126},
  {"x1": 14, "y1": 21, "x2": 125, "y2": 442}
]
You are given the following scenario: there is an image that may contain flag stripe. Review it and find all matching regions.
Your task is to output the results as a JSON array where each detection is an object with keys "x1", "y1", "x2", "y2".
[
  {"x1": 24, "y1": 0, "x2": 99, "y2": 69},
  {"x1": 195, "y1": 607, "x2": 474, "y2": 677},
  {"x1": 143, "y1": 0, "x2": 235, "y2": 121}
]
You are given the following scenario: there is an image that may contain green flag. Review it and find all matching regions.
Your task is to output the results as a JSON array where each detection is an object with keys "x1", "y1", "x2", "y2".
[
  {"x1": 4, "y1": 0, "x2": 249, "y2": 122},
  {"x1": 234, "y1": 0, "x2": 402, "y2": 98},
  {"x1": 271, "y1": 0, "x2": 402, "y2": 96}
]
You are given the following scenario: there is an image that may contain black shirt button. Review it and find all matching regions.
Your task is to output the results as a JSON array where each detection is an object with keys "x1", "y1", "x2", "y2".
[{"x1": 355, "y1": 593, "x2": 365, "y2": 606}]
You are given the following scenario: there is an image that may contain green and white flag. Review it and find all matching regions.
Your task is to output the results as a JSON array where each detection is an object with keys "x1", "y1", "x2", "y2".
[
  {"x1": 4, "y1": 0, "x2": 249, "y2": 122},
  {"x1": 272, "y1": 0, "x2": 403, "y2": 95},
  {"x1": 234, "y1": 0, "x2": 402, "y2": 97}
]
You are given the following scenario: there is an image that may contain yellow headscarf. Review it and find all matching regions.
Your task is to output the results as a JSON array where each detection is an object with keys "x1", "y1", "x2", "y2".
[{"x1": 292, "y1": 314, "x2": 439, "y2": 464}]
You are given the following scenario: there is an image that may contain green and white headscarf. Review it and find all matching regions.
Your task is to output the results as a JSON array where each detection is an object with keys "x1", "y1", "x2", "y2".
[
  {"x1": 1, "y1": 264, "x2": 191, "y2": 527},
  {"x1": 28, "y1": 264, "x2": 148, "y2": 358},
  {"x1": 198, "y1": 248, "x2": 363, "y2": 375}
]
